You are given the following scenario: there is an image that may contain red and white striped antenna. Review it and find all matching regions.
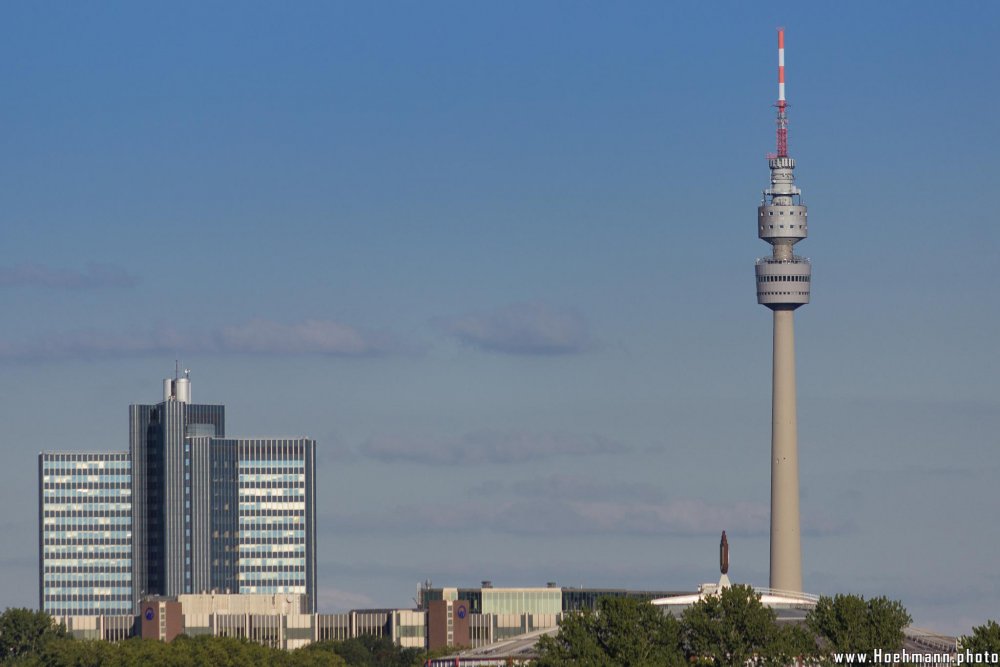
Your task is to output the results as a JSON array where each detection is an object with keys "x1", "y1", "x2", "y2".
[{"x1": 775, "y1": 27, "x2": 788, "y2": 157}]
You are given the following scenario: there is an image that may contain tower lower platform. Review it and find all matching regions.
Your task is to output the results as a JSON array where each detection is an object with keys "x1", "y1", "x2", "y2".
[{"x1": 755, "y1": 256, "x2": 810, "y2": 308}]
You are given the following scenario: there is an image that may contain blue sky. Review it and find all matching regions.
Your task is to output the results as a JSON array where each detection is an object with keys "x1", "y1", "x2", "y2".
[{"x1": 1, "y1": 1, "x2": 998, "y2": 635}]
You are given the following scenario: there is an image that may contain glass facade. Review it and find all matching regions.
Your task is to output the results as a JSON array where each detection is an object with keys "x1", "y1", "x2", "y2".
[
  {"x1": 130, "y1": 400, "x2": 225, "y2": 601},
  {"x1": 193, "y1": 437, "x2": 239, "y2": 594},
  {"x1": 39, "y1": 453, "x2": 132, "y2": 616},
  {"x1": 560, "y1": 588, "x2": 684, "y2": 612},
  {"x1": 234, "y1": 439, "x2": 314, "y2": 599},
  {"x1": 420, "y1": 586, "x2": 691, "y2": 614},
  {"x1": 480, "y1": 589, "x2": 561, "y2": 615},
  {"x1": 187, "y1": 436, "x2": 316, "y2": 606}
]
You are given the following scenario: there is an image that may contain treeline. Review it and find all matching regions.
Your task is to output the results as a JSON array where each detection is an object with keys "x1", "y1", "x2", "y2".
[
  {"x1": 0, "y1": 608, "x2": 447, "y2": 667},
  {"x1": 4, "y1": 594, "x2": 1000, "y2": 666},
  {"x1": 535, "y1": 585, "x2": 1000, "y2": 666}
]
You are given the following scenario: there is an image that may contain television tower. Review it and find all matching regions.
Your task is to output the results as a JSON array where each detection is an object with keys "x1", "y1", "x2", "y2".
[{"x1": 756, "y1": 27, "x2": 809, "y2": 593}]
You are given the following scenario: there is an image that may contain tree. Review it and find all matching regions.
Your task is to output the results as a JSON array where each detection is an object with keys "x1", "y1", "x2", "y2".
[
  {"x1": 961, "y1": 620, "x2": 1000, "y2": 655},
  {"x1": 680, "y1": 584, "x2": 810, "y2": 666},
  {"x1": 37, "y1": 638, "x2": 115, "y2": 667},
  {"x1": 535, "y1": 596, "x2": 685, "y2": 667},
  {"x1": 805, "y1": 593, "x2": 911, "y2": 655},
  {"x1": 0, "y1": 608, "x2": 68, "y2": 663},
  {"x1": 534, "y1": 607, "x2": 607, "y2": 666},
  {"x1": 303, "y1": 636, "x2": 421, "y2": 667},
  {"x1": 4, "y1": 631, "x2": 348, "y2": 667},
  {"x1": 112, "y1": 636, "x2": 179, "y2": 667},
  {"x1": 287, "y1": 645, "x2": 349, "y2": 667},
  {"x1": 772, "y1": 624, "x2": 821, "y2": 666}
]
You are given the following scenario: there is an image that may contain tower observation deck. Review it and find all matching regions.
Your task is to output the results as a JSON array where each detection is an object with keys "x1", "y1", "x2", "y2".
[
  {"x1": 756, "y1": 154, "x2": 810, "y2": 306},
  {"x1": 757, "y1": 28, "x2": 809, "y2": 593}
]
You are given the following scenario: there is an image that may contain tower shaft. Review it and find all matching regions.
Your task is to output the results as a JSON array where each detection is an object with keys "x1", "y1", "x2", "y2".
[{"x1": 769, "y1": 308, "x2": 802, "y2": 591}]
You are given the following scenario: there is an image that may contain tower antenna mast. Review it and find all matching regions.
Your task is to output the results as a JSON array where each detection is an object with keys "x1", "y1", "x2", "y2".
[{"x1": 776, "y1": 27, "x2": 788, "y2": 157}]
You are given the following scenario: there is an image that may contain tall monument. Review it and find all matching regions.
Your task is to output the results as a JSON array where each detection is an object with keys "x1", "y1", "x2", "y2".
[{"x1": 755, "y1": 28, "x2": 810, "y2": 592}]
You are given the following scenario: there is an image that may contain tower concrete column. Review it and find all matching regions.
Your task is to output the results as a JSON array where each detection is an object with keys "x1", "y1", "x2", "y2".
[{"x1": 770, "y1": 308, "x2": 802, "y2": 591}]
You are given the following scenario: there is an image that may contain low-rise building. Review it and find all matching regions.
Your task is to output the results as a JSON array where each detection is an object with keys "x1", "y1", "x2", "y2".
[
  {"x1": 131, "y1": 593, "x2": 426, "y2": 650},
  {"x1": 50, "y1": 582, "x2": 697, "y2": 652}
]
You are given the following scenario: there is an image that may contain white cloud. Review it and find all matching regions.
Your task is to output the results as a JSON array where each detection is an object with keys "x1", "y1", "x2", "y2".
[
  {"x1": 216, "y1": 319, "x2": 393, "y2": 355},
  {"x1": 0, "y1": 328, "x2": 197, "y2": 362},
  {"x1": 437, "y1": 302, "x2": 590, "y2": 355},
  {"x1": 359, "y1": 430, "x2": 627, "y2": 465},
  {"x1": 316, "y1": 587, "x2": 376, "y2": 612},
  {"x1": 325, "y1": 496, "x2": 772, "y2": 538},
  {"x1": 0, "y1": 319, "x2": 397, "y2": 362},
  {"x1": 498, "y1": 473, "x2": 666, "y2": 503},
  {"x1": 324, "y1": 467, "x2": 851, "y2": 540},
  {"x1": 0, "y1": 262, "x2": 138, "y2": 289}
]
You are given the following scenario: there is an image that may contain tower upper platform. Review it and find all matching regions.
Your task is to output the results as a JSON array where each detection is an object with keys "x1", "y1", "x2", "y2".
[{"x1": 756, "y1": 29, "x2": 809, "y2": 311}]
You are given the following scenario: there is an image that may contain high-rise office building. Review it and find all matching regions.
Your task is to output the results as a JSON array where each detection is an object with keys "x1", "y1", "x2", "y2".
[
  {"x1": 129, "y1": 374, "x2": 225, "y2": 601},
  {"x1": 38, "y1": 452, "x2": 133, "y2": 616},
  {"x1": 188, "y1": 437, "x2": 316, "y2": 600},
  {"x1": 40, "y1": 372, "x2": 317, "y2": 616}
]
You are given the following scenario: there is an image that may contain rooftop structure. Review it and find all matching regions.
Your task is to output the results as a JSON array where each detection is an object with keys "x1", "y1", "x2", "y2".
[{"x1": 417, "y1": 581, "x2": 688, "y2": 616}]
